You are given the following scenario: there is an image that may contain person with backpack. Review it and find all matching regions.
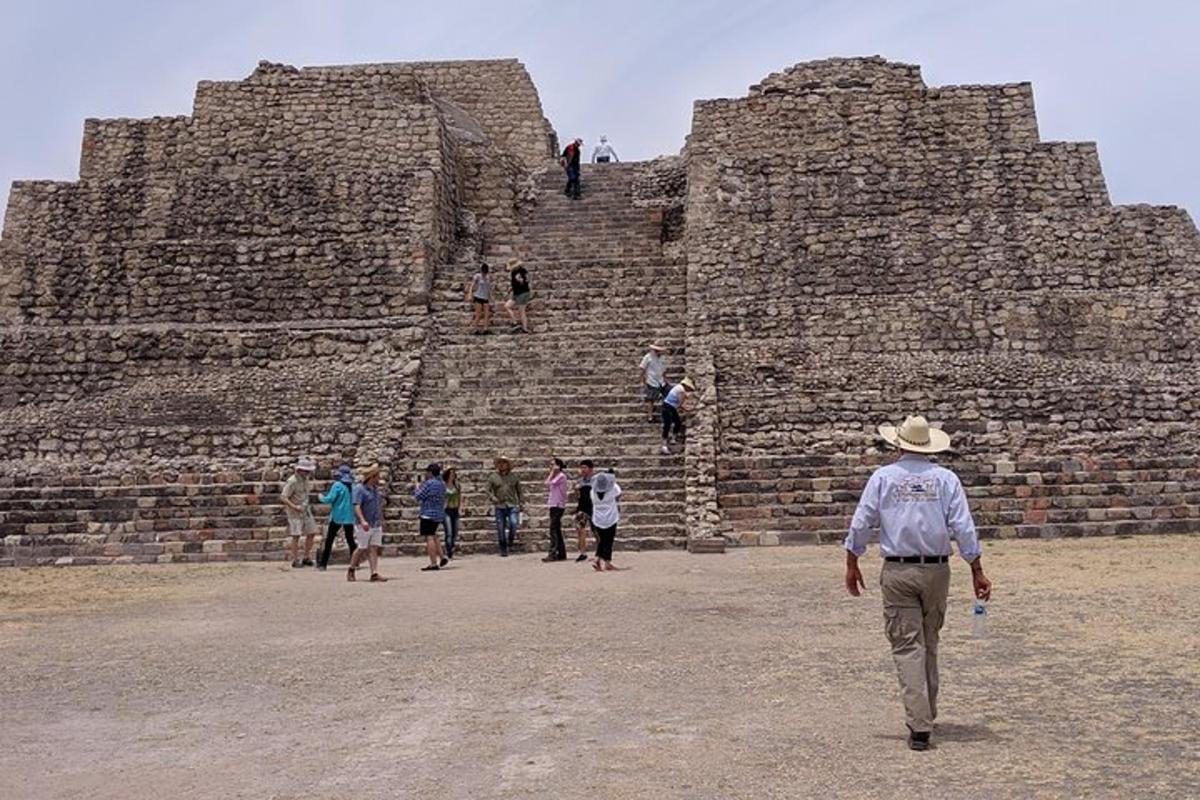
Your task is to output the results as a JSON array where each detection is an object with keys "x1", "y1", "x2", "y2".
[{"x1": 560, "y1": 137, "x2": 583, "y2": 199}]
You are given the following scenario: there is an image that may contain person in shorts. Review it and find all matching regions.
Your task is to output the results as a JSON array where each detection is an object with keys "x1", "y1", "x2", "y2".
[
  {"x1": 348, "y1": 464, "x2": 388, "y2": 582},
  {"x1": 504, "y1": 259, "x2": 533, "y2": 334},
  {"x1": 282, "y1": 456, "x2": 318, "y2": 568},
  {"x1": 467, "y1": 263, "x2": 493, "y2": 335},
  {"x1": 414, "y1": 463, "x2": 449, "y2": 571},
  {"x1": 639, "y1": 344, "x2": 668, "y2": 422},
  {"x1": 571, "y1": 459, "x2": 596, "y2": 562}
]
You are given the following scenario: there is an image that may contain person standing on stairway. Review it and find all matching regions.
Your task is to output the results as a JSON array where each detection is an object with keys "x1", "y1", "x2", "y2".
[
  {"x1": 467, "y1": 262, "x2": 493, "y2": 335},
  {"x1": 504, "y1": 259, "x2": 533, "y2": 334},
  {"x1": 442, "y1": 467, "x2": 463, "y2": 560},
  {"x1": 282, "y1": 456, "x2": 319, "y2": 568},
  {"x1": 571, "y1": 459, "x2": 596, "y2": 562},
  {"x1": 317, "y1": 463, "x2": 358, "y2": 570},
  {"x1": 843, "y1": 415, "x2": 992, "y2": 752},
  {"x1": 661, "y1": 377, "x2": 696, "y2": 454},
  {"x1": 591, "y1": 135, "x2": 619, "y2": 163},
  {"x1": 487, "y1": 456, "x2": 524, "y2": 557},
  {"x1": 414, "y1": 463, "x2": 449, "y2": 571},
  {"x1": 543, "y1": 457, "x2": 569, "y2": 562},
  {"x1": 561, "y1": 137, "x2": 583, "y2": 199},
  {"x1": 348, "y1": 464, "x2": 388, "y2": 582},
  {"x1": 639, "y1": 344, "x2": 668, "y2": 422},
  {"x1": 590, "y1": 470, "x2": 624, "y2": 572}
]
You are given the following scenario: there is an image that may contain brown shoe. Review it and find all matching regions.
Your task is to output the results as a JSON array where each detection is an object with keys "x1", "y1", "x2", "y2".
[
  {"x1": 347, "y1": 568, "x2": 356, "y2": 582},
  {"x1": 369, "y1": 573, "x2": 389, "y2": 582}
]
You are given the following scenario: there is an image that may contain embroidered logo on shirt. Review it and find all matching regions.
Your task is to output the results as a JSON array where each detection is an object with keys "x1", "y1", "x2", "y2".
[{"x1": 894, "y1": 478, "x2": 939, "y2": 503}]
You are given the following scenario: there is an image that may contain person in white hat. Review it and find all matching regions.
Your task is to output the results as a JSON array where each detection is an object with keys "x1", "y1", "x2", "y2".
[
  {"x1": 592, "y1": 135, "x2": 619, "y2": 164},
  {"x1": 843, "y1": 415, "x2": 993, "y2": 752},
  {"x1": 660, "y1": 377, "x2": 696, "y2": 454},
  {"x1": 282, "y1": 456, "x2": 318, "y2": 568},
  {"x1": 638, "y1": 344, "x2": 668, "y2": 422}
]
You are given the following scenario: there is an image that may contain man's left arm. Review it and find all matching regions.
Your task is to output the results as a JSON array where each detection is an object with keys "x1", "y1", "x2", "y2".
[{"x1": 946, "y1": 476, "x2": 992, "y2": 601}]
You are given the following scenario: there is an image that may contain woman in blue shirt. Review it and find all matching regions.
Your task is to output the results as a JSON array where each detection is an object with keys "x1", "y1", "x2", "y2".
[{"x1": 317, "y1": 463, "x2": 357, "y2": 570}]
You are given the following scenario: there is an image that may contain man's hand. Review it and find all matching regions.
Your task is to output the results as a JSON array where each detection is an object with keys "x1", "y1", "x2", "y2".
[
  {"x1": 972, "y1": 562, "x2": 992, "y2": 602},
  {"x1": 845, "y1": 552, "x2": 866, "y2": 597}
]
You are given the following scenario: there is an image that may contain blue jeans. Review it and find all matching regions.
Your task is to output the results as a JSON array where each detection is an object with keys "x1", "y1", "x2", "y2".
[
  {"x1": 442, "y1": 508, "x2": 460, "y2": 558},
  {"x1": 565, "y1": 165, "x2": 580, "y2": 197},
  {"x1": 494, "y1": 506, "x2": 519, "y2": 552}
]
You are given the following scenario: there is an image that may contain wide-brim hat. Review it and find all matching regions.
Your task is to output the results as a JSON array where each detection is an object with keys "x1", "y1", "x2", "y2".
[
  {"x1": 360, "y1": 463, "x2": 382, "y2": 481},
  {"x1": 878, "y1": 415, "x2": 951, "y2": 454},
  {"x1": 680, "y1": 377, "x2": 697, "y2": 391},
  {"x1": 494, "y1": 455, "x2": 512, "y2": 465},
  {"x1": 505, "y1": 258, "x2": 524, "y2": 272},
  {"x1": 648, "y1": 343, "x2": 665, "y2": 352},
  {"x1": 295, "y1": 456, "x2": 316, "y2": 472}
]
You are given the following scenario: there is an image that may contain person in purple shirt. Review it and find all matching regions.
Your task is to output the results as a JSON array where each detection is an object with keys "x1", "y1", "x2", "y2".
[
  {"x1": 542, "y1": 457, "x2": 569, "y2": 562},
  {"x1": 414, "y1": 463, "x2": 448, "y2": 572},
  {"x1": 843, "y1": 415, "x2": 993, "y2": 752}
]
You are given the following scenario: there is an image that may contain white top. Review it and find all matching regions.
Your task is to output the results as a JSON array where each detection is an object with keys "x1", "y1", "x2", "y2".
[
  {"x1": 843, "y1": 454, "x2": 982, "y2": 561},
  {"x1": 664, "y1": 384, "x2": 686, "y2": 408},
  {"x1": 592, "y1": 142, "x2": 619, "y2": 162},
  {"x1": 591, "y1": 480, "x2": 622, "y2": 529},
  {"x1": 639, "y1": 352, "x2": 666, "y2": 387}
]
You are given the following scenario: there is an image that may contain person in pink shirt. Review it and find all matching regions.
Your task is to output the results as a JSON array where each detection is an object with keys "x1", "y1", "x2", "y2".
[{"x1": 542, "y1": 457, "x2": 569, "y2": 562}]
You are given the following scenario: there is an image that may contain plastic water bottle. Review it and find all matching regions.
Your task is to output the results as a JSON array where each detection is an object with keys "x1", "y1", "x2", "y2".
[{"x1": 972, "y1": 599, "x2": 988, "y2": 638}]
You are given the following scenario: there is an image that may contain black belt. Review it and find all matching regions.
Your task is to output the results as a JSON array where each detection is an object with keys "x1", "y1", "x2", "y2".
[{"x1": 884, "y1": 555, "x2": 949, "y2": 564}]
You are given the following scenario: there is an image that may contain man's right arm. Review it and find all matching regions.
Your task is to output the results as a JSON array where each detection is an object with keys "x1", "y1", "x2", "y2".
[{"x1": 843, "y1": 473, "x2": 882, "y2": 596}]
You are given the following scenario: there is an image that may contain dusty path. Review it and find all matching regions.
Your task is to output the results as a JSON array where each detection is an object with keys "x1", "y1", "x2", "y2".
[{"x1": 2, "y1": 536, "x2": 1198, "y2": 799}]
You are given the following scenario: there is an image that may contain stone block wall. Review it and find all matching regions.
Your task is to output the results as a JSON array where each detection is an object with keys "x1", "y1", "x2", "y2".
[{"x1": 684, "y1": 56, "x2": 1200, "y2": 543}]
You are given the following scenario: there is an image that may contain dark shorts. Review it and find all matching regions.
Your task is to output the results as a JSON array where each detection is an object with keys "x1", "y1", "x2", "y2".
[
  {"x1": 473, "y1": 297, "x2": 491, "y2": 307},
  {"x1": 513, "y1": 291, "x2": 532, "y2": 307},
  {"x1": 419, "y1": 518, "x2": 440, "y2": 537},
  {"x1": 596, "y1": 156, "x2": 611, "y2": 163}
]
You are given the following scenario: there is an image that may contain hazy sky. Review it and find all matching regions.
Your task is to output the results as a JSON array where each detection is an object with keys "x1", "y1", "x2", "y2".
[{"x1": 1, "y1": 0, "x2": 1198, "y2": 220}]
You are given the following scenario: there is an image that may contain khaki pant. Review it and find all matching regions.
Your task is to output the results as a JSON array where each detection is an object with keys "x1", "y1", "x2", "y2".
[{"x1": 880, "y1": 561, "x2": 951, "y2": 733}]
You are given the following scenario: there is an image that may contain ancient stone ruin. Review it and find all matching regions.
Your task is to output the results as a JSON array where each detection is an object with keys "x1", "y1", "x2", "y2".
[{"x1": 1, "y1": 56, "x2": 1197, "y2": 565}]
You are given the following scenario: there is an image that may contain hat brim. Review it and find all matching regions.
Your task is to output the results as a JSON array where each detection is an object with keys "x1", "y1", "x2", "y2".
[
  {"x1": 648, "y1": 344, "x2": 665, "y2": 351},
  {"x1": 878, "y1": 425, "x2": 951, "y2": 454}
]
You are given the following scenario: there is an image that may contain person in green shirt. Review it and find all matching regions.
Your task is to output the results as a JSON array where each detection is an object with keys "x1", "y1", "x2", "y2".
[{"x1": 487, "y1": 456, "x2": 524, "y2": 557}]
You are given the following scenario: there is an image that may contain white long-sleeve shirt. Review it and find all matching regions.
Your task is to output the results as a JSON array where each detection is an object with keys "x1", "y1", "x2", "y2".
[
  {"x1": 844, "y1": 454, "x2": 981, "y2": 562},
  {"x1": 592, "y1": 142, "x2": 619, "y2": 162}
]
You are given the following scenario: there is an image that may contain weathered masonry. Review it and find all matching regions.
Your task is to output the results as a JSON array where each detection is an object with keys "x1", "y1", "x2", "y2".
[{"x1": 1, "y1": 56, "x2": 1197, "y2": 565}]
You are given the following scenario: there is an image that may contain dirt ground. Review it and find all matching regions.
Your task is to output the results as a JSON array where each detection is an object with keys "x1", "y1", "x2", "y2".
[{"x1": 2, "y1": 536, "x2": 1197, "y2": 800}]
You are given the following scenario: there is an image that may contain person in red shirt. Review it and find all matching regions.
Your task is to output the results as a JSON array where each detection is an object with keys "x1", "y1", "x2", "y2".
[{"x1": 560, "y1": 138, "x2": 583, "y2": 199}]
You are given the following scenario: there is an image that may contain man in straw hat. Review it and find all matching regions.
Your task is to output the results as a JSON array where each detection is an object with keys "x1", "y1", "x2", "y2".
[
  {"x1": 660, "y1": 377, "x2": 696, "y2": 455},
  {"x1": 639, "y1": 343, "x2": 668, "y2": 423},
  {"x1": 844, "y1": 415, "x2": 992, "y2": 751},
  {"x1": 487, "y1": 456, "x2": 524, "y2": 557},
  {"x1": 282, "y1": 456, "x2": 318, "y2": 568},
  {"x1": 348, "y1": 464, "x2": 388, "y2": 582}
]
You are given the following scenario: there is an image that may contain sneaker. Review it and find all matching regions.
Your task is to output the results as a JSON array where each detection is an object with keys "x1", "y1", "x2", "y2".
[
  {"x1": 660, "y1": 444, "x2": 671, "y2": 455},
  {"x1": 421, "y1": 565, "x2": 440, "y2": 572},
  {"x1": 440, "y1": 557, "x2": 449, "y2": 567},
  {"x1": 369, "y1": 573, "x2": 389, "y2": 582},
  {"x1": 575, "y1": 553, "x2": 588, "y2": 562},
  {"x1": 291, "y1": 560, "x2": 303, "y2": 568},
  {"x1": 301, "y1": 559, "x2": 314, "y2": 567},
  {"x1": 907, "y1": 728, "x2": 931, "y2": 752}
]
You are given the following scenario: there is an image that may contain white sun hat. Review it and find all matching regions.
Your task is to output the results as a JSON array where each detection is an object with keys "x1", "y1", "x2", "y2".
[{"x1": 878, "y1": 415, "x2": 951, "y2": 454}]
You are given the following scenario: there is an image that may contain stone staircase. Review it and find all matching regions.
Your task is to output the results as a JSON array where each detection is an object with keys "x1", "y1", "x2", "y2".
[{"x1": 388, "y1": 163, "x2": 689, "y2": 554}]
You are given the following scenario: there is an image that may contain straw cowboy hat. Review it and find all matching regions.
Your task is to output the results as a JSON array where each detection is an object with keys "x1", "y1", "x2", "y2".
[
  {"x1": 680, "y1": 377, "x2": 697, "y2": 391},
  {"x1": 360, "y1": 463, "x2": 382, "y2": 481},
  {"x1": 295, "y1": 456, "x2": 316, "y2": 472},
  {"x1": 505, "y1": 258, "x2": 524, "y2": 272},
  {"x1": 878, "y1": 415, "x2": 951, "y2": 454},
  {"x1": 648, "y1": 343, "x2": 665, "y2": 352}
]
